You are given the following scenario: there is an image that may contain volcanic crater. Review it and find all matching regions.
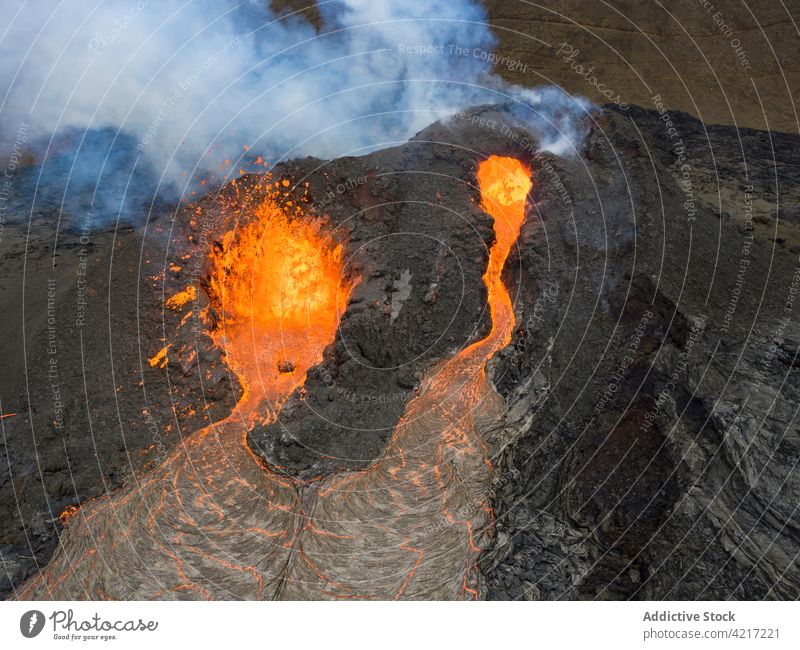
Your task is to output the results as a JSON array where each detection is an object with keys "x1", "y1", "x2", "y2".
[{"x1": 3, "y1": 102, "x2": 799, "y2": 600}]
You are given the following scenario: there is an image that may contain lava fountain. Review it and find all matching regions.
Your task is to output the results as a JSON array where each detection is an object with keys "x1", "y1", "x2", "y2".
[
  {"x1": 19, "y1": 156, "x2": 531, "y2": 600},
  {"x1": 208, "y1": 193, "x2": 350, "y2": 420},
  {"x1": 20, "y1": 188, "x2": 352, "y2": 600}
]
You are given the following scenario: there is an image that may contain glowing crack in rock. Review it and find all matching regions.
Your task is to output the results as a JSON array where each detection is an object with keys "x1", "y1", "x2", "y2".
[{"x1": 19, "y1": 156, "x2": 531, "y2": 600}]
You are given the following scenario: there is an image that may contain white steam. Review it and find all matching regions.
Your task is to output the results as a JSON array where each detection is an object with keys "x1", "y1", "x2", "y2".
[{"x1": 0, "y1": 0, "x2": 589, "y2": 215}]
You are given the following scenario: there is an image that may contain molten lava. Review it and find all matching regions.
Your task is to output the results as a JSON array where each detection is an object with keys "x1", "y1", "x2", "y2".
[
  {"x1": 208, "y1": 196, "x2": 349, "y2": 419},
  {"x1": 21, "y1": 157, "x2": 533, "y2": 601},
  {"x1": 277, "y1": 155, "x2": 533, "y2": 599},
  {"x1": 472, "y1": 155, "x2": 532, "y2": 354}
]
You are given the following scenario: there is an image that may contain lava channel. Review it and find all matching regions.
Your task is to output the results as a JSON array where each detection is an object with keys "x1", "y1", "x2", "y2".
[{"x1": 19, "y1": 156, "x2": 531, "y2": 600}]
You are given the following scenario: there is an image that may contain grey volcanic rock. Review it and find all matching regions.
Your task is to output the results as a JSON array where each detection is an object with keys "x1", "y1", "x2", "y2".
[
  {"x1": 247, "y1": 124, "x2": 505, "y2": 477},
  {"x1": 481, "y1": 106, "x2": 800, "y2": 600},
  {"x1": 246, "y1": 105, "x2": 603, "y2": 478},
  {"x1": 247, "y1": 104, "x2": 799, "y2": 599},
  {"x1": 0, "y1": 217, "x2": 239, "y2": 598},
  {"x1": 2, "y1": 102, "x2": 798, "y2": 599}
]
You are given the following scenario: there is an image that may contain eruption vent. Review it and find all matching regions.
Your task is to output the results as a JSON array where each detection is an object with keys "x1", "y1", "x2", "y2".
[
  {"x1": 21, "y1": 157, "x2": 533, "y2": 600},
  {"x1": 209, "y1": 190, "x2": 350, "y2": 417},
  {"x1": 474, "y1": 155, "x2": 532, "y2": 352}
]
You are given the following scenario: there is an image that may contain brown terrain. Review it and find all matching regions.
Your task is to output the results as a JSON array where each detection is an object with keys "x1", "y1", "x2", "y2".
[
  {"x1": 485, "y1": 0, "x2": 798, "y2": 133},
  {"x1": 2, "y1": 0, "x2": 798, "y2": 601},
  {"x1": 273, "y1": 0, "x2": 799, "y2": 133}
]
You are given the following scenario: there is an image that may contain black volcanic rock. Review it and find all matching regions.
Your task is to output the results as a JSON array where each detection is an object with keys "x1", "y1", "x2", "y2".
[
  {"x1": 250, "y1": 104, "x2": 800, "y2": 599},
  {"x1": 480, "y1": 105, "x2": 800, "y2": 600},
  {"x1": 2, "y1": 103, "x2": 798, "y2": 600}
]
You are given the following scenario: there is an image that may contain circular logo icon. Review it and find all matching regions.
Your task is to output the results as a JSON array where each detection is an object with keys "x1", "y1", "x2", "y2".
[{"x1": 20, "y1": 610, "x2": 45, "y2": 638}]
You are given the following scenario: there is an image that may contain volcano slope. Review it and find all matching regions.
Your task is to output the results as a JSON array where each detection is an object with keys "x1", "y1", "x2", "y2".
[
  {"x1": 5, "y1": 102, "x2": 800, "y2": 599},
  {"x1": 18, "y1": 154, "x2": 531, "y2": 600}
]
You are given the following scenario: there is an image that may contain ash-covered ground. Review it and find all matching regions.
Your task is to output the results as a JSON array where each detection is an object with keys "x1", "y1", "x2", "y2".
[{"x1": 2, "y1": 103, "x2": 798, "y2": 599}]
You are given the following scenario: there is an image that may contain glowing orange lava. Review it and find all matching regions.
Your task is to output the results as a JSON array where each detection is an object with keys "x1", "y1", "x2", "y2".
[
  {"x1": 209, "y1": 194, "x2": 351, "y2": 421},
  {"x1": 279, "y1": 155, "x2": 533, "y2": 599},
  {"x1": 469, "y1": 155, "x2": 532, "y2": 357},
  {"x1": 20, "y1": 158, "x2": 533, "y2": 601}
]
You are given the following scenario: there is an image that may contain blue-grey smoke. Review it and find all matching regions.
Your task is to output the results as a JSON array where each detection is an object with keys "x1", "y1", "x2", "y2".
[{"x1": 0, "y1": 0, "x2": 589, "y2": 228}]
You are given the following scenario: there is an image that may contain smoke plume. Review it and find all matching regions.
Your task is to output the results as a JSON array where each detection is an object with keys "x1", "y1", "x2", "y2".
[{"x1": 0, "y1": 0, "x2": 590, "y2": 226}]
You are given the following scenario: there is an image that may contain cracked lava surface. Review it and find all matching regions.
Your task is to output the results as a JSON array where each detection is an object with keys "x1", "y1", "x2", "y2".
[{"x1": 19, "y1": 155, "x2": 532, "y2": 600}]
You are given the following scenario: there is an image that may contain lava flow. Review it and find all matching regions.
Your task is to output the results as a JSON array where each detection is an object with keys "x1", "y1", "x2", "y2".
[
  {"x1": 19, "y1": 188, "x2": 351, "y2": 601},
  {"x1": 19, "y1": 156, "x2": 531, "y2": 600},
  {"x1": 280, "y1": 155, "x2": 532, "y2": 599}
]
